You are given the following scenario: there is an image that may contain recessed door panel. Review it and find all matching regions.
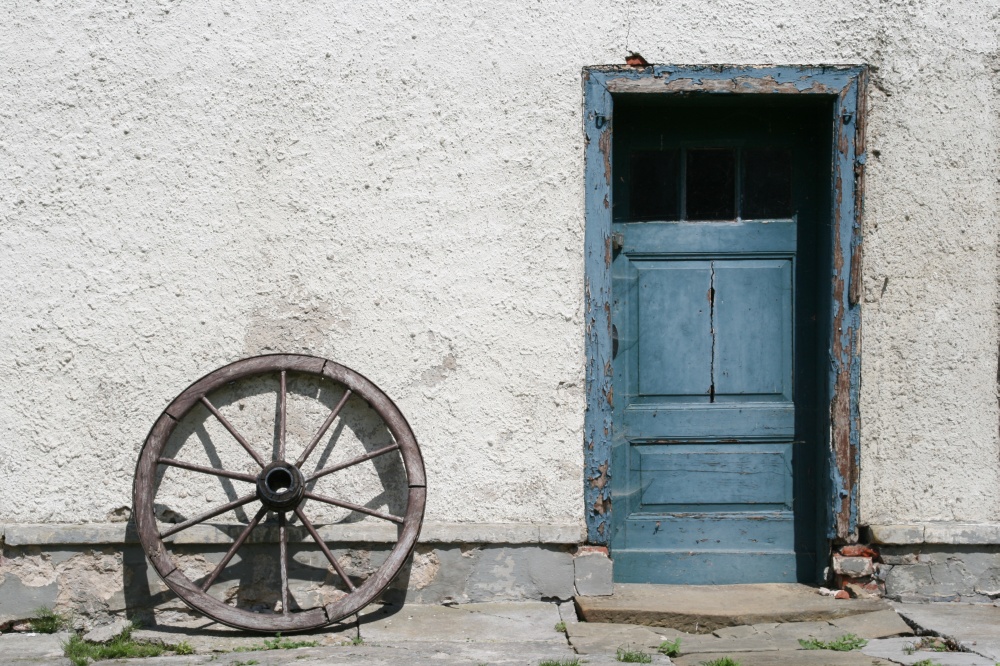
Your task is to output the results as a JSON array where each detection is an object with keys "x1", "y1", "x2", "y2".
[
  {"x1": 714, "y1": 259, "x2": 793, "y2": 400},
  {"x1": 635, "y1": 443, "x2": 793, "y2": 509},
  {"x1": 636, "y1": 262, "x2": 712, "y2": 397}
]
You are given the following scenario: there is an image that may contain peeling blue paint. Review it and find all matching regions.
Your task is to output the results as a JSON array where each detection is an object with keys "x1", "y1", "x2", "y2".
[
  {"x1": 583, "y1": 70, "x2": 614, "y2": 544},
  {"x1": 582, "y1": 64, "x2": 868, "y2": 547}
]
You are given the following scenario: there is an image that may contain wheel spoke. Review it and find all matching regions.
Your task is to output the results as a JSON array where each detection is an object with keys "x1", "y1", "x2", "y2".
[
  {"x1": 200, "y1": 506, "x2": 267, "y2": 591},
  {"x1": 303, "y1": 491, "x2": 404, "y2": 524},
  {"x1": 278, "y1": 370, "x2": 287, "y2": 462},
  {"x1": 160, "y1": 493, "x2": 258, "y2": 539},
  {"x1": 294, "y1": 506, "x2": 356, "y2": 592},
  {"x1": 158, "y1": 457, "x2": 257, "y2": 483},
  {"x1": 306, "y1": 443, "x2": 400, "y2": 483},
  {"x1": 294, "y1": 389, "x2": 352, "y2": 469},
  {"x1": 278, "y1": 511, "x2": 290, "y2": 615},
  {"x1": 200, "y1": 396, "x2": 267, "y2": 468}
]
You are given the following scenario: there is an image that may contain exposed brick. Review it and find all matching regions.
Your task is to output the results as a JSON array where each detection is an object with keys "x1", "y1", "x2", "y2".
[
  {"x1": 839, "y1": 544, "x2": 879, "y2": 559},
  {"x1": 575, "y1": 545, "x2": 609, "y2": 557}
]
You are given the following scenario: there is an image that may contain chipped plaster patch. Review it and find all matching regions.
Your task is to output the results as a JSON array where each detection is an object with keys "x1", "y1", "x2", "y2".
[
  {"x1": 0, "y1": 547, "x2": 58, "y2": 587},
  {"x1": 410, "y1": 546, "x2": 441, "y2": 589}
]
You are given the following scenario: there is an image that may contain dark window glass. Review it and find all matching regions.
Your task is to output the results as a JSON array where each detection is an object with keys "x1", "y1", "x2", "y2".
[
  {"x1": 629, "y1": 150, "x2": 679, "y2": 220},
  {"x1": 742, "y1": 148, "x2": 793, "y2": 218},
  {"x1": 685, "y1": 149, "x2": 736, "y2": 220}
]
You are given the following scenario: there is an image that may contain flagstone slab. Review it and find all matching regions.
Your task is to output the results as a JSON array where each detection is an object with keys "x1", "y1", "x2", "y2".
[{"x1": 576, "y1": 584, "x2": 887, "y2": 633}]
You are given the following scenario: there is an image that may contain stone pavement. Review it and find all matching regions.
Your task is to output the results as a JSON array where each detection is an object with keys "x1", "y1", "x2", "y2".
[{"x1": 2, "y1": 599, "x2": 999, "y2": 665}]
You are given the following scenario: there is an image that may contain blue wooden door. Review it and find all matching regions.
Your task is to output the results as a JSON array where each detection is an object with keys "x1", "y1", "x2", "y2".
[{"x1": 610, "y1": 99, "x2": 829, "y2": 583}]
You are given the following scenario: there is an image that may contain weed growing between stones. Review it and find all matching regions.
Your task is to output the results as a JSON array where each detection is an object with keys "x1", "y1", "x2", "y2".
[
  {"x1": 232, "y1": 633, "x2": 320, "y2": 652},
  {"x1": 798, "y1": 633, "x2": 868, "y2": 651},
  {"x1": 916, "y1": 636, "x2": 955, "y2": 652},
  {"x1": 29, "y1": 606, "x2": 69, "y2": 633},
  {"x1": 63, "y1": 625, "x2": 165, "y2": 665},
  {"x1": 555, "y1": 621, "x2": 567, "y2": 632},
  {"x1": 658, "y1": 637, "x2": 682, "y2": 657},
  {"x1": 616, "y1": 645, "x2": 652, "y2": 663},
  {"x1": 174, "y1": 640, "x2": 194, "y2": 655},
  {"x1": 699, "y1": 659, "x2": 742, "y2": 666},
  {"x1": 538, "y1": 661, "x2": 581, "y2": 666},
  {"x1": 911, "y1": 660, "x2": 943, "y2": 666}
]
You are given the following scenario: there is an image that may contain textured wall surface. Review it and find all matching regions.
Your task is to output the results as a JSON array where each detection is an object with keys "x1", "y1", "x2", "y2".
[{"x1": 0, "y1": 0, "x2": 997, "y2": 530}]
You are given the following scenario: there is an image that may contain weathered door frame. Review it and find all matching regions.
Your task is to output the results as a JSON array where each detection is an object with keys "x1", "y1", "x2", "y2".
[{"x1": 583, "y1": 65, "x2": 868, "y2": 558}]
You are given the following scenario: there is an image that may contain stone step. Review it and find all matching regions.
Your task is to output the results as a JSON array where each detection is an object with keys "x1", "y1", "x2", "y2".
[{"x1": 575, "y1": 583, "x2": 888, "y2": 633}]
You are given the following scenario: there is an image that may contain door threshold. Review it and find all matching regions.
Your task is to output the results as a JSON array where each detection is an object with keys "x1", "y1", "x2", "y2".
[{"x1": 574, "y1": 583, "x2": 887, "y2": 633}]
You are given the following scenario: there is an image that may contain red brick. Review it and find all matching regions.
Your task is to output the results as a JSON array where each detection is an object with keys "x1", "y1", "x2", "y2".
[
  {"x1": 576, "y1": 545, "x2": 609, "y2": 557},
  {"x1": 840, "y1": 544, "x2": 879, "y2": 559}
]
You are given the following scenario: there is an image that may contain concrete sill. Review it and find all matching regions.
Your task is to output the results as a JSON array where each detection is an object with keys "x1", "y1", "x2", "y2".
[{"x1": 868, "y1": 523, "x2": 1000, "y2": 546}]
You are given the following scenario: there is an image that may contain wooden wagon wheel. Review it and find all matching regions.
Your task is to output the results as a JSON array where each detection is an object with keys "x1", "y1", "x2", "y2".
[{"x1": 133, "y1": 354, "x2": 426, "y2": 632}]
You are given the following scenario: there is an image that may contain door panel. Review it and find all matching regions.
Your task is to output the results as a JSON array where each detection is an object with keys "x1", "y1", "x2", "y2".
[
  {"x1": 609, "y1": 98, "x2": 829, "y2": 584},
  {"x1": 624, "y1": 513, "x2": 794, "y2": 551},
  {"x1": 635, "y1": 443, "x2": 793, "y2": 508},
  {"x1": 636, "y1": 262, "x2": 712, "y2": 397},
  {"x1": 713, "y1": 259, "x2": 793, "y2": 400}
]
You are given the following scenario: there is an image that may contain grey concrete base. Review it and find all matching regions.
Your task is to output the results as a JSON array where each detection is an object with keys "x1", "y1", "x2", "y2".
[
  {"x1": 575, "y1": 583, "x2": 887, "y2": 632},
  {"x1": 0, "y1": 541, "x2": 580, "y2": 629},
  {"x1": 881, "y1": 545, "x2": 1000, "y2": 602},
  {"x1": 574, "y1": 551, "x2": 613, "y2": 596}
]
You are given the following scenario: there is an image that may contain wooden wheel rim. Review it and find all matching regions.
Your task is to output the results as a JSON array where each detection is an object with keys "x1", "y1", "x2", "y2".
[{"x1": 133, "y1": 354, "x2": 426, "y2": 632}]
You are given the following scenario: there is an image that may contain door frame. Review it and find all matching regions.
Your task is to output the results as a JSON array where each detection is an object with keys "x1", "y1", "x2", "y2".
[{"x1": 582, "y1": 65, "x2": 868, "y2": 556}]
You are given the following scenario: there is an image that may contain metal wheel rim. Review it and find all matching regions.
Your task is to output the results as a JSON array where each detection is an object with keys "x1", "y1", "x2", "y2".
[{"x1": 133, "y1": 354, "x2": 426, "y2": 632}]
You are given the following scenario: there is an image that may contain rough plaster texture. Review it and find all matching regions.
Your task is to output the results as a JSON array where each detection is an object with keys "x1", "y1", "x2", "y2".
[{"x1": 0, "y1": 2, "x2": 997, "y2": 533}]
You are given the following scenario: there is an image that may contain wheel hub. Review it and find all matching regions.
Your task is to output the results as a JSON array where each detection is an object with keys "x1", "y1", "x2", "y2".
[{"x1": 256, "y1": 461, "x2": 305, "y2": 510}]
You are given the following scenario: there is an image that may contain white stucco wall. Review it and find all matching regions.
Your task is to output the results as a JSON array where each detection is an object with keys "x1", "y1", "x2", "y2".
[{"x1": 1, "y1": 0, "x2": 997, "y2": 530}]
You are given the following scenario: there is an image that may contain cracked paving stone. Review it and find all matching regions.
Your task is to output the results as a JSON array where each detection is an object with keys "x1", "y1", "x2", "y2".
[
  {"x1": 862, "y1": 637, "x2": 997, "y2": 666},
  {"x1": 565, "y1": 620, "x2": 683, "y2": 654},
  {"x1": 672, "y1": 650, "x2": 897, "y2": 666},
  {"x1": 358, "y1": 601, "x2": 566, "y2": 644}
]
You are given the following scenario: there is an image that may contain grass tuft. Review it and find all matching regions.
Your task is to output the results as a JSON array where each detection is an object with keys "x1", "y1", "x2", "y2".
[
  {"x1": 233, "y1": 632, "x2": 320, "y2": 652},
  {"x1": 911, "y1": 660, "x2": 943, "y2": 666},
  {"x1": 29, "y1": 607, "x2": 69, "y2": 634},
  {"x1": 538, "y1": 661, "x2": 581, "y2": 666},
  {"x1": 173, "y1": 639, "x2": 195, "y2": 655},
  {"x1": 798, "y1": 633, "x2": 868, "y2": 651},
  {"x1": 63, "y1": 625, "x2": 164, "y2": 666},
  {"x1": 616, "y1": 645, "x2": 652, "y2": 663},
  {"x1": 658, "y1": 637, "x2": 682, "y2": 657},
  {"x1": 700, "y1": 659, "x2": 742, "y2": 666}
]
